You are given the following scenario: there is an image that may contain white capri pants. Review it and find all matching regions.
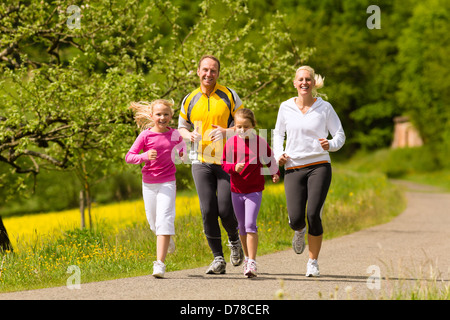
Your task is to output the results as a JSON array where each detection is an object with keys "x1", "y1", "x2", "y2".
[{"x1": 142, "y1": 181, "x2": 176, "y2": 236}]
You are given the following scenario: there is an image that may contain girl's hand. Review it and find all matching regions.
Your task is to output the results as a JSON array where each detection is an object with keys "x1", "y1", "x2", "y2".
[
  {"x1": 147, "y1": 149, "x2": 157, "y2": 160},
  {"x1": 272, "y1": 174, "x2": 280, "y2": 183},
  {"x1": 179, "y1": 152, "x2": 188, "y2": 163},
  {"x1": 235, "y1": 163, "x2": 245, "y2": 173},
  {"x1": 319, "y1": 138, "x2": 329, "y2": 151},
  {"x1": 278, "y1": 153, "x2": 290, "y2": 166}
]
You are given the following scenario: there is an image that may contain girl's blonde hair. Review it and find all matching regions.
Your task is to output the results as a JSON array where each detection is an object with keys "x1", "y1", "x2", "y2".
[
  {"x1": 295, "y1": 65, "x2": 326, "y2": 98},
  {"x1": 129, "y1": 99, "x2": 174, "y2": 130}
]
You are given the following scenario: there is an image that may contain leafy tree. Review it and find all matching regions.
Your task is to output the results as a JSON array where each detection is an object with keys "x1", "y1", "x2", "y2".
[
  {"x1": 396, "y1": 0, "x2": 450, "y2": 167},
  {"x1": 1, "y1": 0, "x2": 312, "y2": 227}
]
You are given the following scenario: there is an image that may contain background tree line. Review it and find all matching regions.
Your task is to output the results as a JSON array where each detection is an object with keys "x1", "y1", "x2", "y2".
[{"x1": 0, "y1": 0, "x2": 448, "y2": 218}]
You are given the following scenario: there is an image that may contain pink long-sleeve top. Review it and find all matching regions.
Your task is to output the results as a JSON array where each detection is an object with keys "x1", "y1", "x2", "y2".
[
  {"x1": 125, "y1": 128, "x2": 186, "y2": 184},
  {"x1": 222, "y1": 134, "x2": 280, "y2": 193}
]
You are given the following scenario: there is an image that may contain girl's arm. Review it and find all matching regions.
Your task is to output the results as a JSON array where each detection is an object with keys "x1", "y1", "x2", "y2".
[{"x1": 125, "y1": 132, "x2": 149, "y2": 164}]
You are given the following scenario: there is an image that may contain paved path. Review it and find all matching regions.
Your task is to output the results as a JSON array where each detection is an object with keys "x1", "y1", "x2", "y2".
[{"x1": 1, "y1": 181, "x2": 449, "y2": 300}]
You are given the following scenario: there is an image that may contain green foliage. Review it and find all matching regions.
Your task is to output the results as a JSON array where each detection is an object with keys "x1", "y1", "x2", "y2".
[
  {"x1": 1, "y1": 0, "x2": 448, "y2": 213},
  {"x1": 0, "y1": 0, "x2": 311, "y2": 202},
  {"x1": 344, "y1": 147, "x2": 450, "y2": 191},
  {"x1": 396, "y1": 0, "x2": 450, "y2": 167}
]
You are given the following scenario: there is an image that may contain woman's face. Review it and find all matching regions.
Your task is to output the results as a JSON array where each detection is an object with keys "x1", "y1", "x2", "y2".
[{"x1": 294, "y1": 70, "x2": 315, "y2": 96}]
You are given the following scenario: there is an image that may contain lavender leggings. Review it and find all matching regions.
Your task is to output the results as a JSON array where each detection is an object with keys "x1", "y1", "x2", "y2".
[{"x1": 231, "y1": 191, "x2": 262, "y2": 235}]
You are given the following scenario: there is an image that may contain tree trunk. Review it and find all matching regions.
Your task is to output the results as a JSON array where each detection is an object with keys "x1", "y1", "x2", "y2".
[
  {"x1": 0, "y1": 216, "x2": 13, "y2": 252},
  {"x1": 85, "y1": 184, "x2": 92, "y2": 228},
  {"x1": 79, "y1": 190, "x2": 86, "y2": 229}
]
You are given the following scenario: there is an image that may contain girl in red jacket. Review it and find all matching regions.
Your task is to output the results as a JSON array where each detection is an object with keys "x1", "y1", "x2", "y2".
[{"x1": 222, "y1": 109, "x2": 279, "y2": 277}]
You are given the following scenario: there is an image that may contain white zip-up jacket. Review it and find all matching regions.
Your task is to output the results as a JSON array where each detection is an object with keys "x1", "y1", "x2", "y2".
[{"x1": 273, "y1": 97, "x2": 345, "y2": 169}]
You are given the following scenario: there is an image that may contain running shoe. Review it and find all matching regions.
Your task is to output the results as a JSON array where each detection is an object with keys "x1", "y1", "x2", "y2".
[
  {"x1": 168, "y1": 237, "x2": 175, "y2": 254},
  {"x1": 152, "y1": 261, "x2": 166, "y2": 278},
  {"x1": 305, "y1": 259, "x2": 320, "y2": 277},
  {"x1": 205, "y1": 256, "x2": 226, "y2": 274},
  {"x1": 242, "y1": 257, "x2": 249, "y2": 276},
  {"x1": 228, "y1": 239, "x2": 244, "y2": 266},
  {"x1": 292, "y1": 227, "x2": 306, "y2": 254},
  {"x1": 244, "y1": 260, "x2": 257, "y2": 278}
]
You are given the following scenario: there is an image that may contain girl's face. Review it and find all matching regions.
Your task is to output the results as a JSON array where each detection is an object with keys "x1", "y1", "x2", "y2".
[
  {"x1": 235, "y1": 115, "x2": 255, "y2": 139},
  {"x1": 294, "y1": 70, "x2": 315, "y2": 96},
  {"x1": 151, "y1": 103, "x2": 173, "y2": 131}
]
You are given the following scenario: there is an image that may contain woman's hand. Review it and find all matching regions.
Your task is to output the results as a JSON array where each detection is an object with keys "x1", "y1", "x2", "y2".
[
  {"x1": 319, "y1": 138, "x2": 329, "y2": 151},
  {"x1": 278, "y1": 153, "x2": 290, "y2": 166}
]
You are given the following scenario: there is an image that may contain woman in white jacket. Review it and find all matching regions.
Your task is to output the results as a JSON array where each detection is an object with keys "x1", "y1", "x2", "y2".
[{"x1": 273, "y1": 66, "x2": 345, "y2": 277}]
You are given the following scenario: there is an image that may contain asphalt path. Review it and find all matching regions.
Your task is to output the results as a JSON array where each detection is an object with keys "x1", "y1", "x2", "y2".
[{"x1": 1, "y1": 180, "x2": 449, "y2": 300}]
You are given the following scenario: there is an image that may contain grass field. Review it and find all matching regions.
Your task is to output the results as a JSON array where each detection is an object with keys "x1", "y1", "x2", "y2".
[{"x1": 1, "y1": 167, "x2": 406, "y2": 293}]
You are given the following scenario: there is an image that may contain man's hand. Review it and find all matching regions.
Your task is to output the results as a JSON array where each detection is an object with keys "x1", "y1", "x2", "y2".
[
  {"x1": 190, "y1": 126, "x2": 202, "y2": 143},
  {"x1": 209, "y1": 124, "x2": 226, "y2": 141}
]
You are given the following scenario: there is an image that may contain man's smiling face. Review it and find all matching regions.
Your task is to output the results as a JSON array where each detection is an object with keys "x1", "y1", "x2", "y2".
[{"x1": 197, "y1": 58, "x2": 219, "y2": 93}]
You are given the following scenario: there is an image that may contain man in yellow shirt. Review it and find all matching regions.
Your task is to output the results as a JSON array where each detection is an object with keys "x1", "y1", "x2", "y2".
[{"x1": 178, "y1": 55, "x2": 244, "y2": 274}]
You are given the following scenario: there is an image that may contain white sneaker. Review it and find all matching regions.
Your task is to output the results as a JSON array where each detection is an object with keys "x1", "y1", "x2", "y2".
[
  {"x1": 168, "y1": 237, "x2": 175, "y2": 254},
  {"x1": 292, "y1": 227, "x2": 306, "y2": 254},
  {"x1": 244, "y1": 260, "x2": 257, "y2": 278},
  {"x1": 306, "y1": 259, "x2": 320, "y2": 277},
  {"x1": 205, "y1": 256, "x2": 226, "y2": 274},
  {"x1": 242, "y1": 257, "x2": 249, "y2": 276},
  {"x1": 228, "y1": 239, "x2": 244, "y2": 266},
  {"x1": 152, "y1": 260, "x2": 166, "y2": 278}
]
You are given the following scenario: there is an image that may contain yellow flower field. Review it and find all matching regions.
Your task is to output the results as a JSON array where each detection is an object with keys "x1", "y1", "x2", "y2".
[
  {"x1": 3, "y1": 192, "x2": 201, "y2": 249},
  {"x1": 3, "y1": 184, "x2": 286, "y2": 249}
]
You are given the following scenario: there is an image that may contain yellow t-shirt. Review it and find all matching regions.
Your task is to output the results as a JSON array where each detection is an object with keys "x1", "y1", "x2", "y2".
[{"x1": 179, "y1": 83, "x2": 243, "y2": 164}]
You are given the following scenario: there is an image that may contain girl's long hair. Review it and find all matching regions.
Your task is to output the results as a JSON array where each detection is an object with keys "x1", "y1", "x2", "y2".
[{"x1": 128, "y1": 99, "x2": 174, "y2": 130}]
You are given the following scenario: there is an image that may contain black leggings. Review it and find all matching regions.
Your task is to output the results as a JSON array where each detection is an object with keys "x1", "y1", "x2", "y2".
[
  {"x1": 192, "y1": 163, "x2": 239, "y2": 257},
  {"x1": 284, "y1": 163, "x2": 332, "y2": 236}
]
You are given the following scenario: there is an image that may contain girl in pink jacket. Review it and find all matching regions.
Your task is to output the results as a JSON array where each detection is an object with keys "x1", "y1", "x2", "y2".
[{"x1": 126, "y1": 99, "x2": 186, "y2": 278}]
